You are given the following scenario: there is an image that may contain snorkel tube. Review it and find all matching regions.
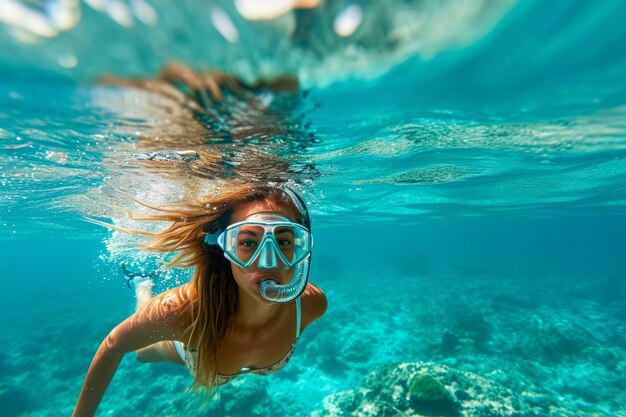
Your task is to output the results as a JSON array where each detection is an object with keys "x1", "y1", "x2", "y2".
[
  {"x1": 258, "y1": 185, "x2": 313, "y2": 303},
  {"x1": 260, "y1": 257, "x2": 311, "y2": 303}
]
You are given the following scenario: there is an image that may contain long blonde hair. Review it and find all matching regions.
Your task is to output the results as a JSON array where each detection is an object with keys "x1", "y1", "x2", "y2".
[{"x1": 116, "y1": 181, "x2": 304, "y2": 394}]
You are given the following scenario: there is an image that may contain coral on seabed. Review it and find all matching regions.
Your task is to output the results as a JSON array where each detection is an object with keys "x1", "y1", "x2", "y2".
[
  {"x1": 315, "y1": 362, "x2": 538, "y2": 417},
  {"x1": 409, "y1": 374, "x2": 459, "y2": 416}
]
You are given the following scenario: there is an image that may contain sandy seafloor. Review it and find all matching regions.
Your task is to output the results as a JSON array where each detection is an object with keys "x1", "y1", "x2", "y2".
[{"x1": 1, "y1": 217, "x2": 625, "y2": 417}]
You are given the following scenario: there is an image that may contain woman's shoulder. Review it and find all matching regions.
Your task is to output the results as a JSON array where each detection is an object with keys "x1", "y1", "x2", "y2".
[
  {"x1": 158, "y1": 283, "x2": 193, "y2": 309},
  {"x1": 138, "y1": 283, "x2": 194, "y2": 328},
  {"x1": 105, "y1": 284, "x2": 194, "y2": 354},
  {"x1": 300, "y1": 283, "x2": 327, "y2": 327}
]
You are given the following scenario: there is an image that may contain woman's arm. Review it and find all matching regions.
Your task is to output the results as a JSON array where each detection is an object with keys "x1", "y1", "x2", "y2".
[
  {"x1": 72, "y1": 289, "x2": 190, "y2": 417},
  {"x1": 71, "y1": 335, "x2": 125, "y2": 417}
]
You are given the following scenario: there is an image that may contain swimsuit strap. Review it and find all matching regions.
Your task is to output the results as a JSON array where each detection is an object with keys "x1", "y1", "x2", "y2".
[{"x1": 295, "y1": 297, "x2": 301, "y2": 339}]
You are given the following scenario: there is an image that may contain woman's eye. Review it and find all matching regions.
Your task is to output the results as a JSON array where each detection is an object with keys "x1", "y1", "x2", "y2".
[
  {"x1": 240, "y1": 240, "x2": 257, "y2": 248},
  {"x1": 278, "y1": 239, "x2": 291, "y2": 247}
]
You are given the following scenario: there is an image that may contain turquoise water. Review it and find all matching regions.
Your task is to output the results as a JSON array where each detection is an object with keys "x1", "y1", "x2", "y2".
[{"x1": 1, "y1": 1, "x2": 626, "y2": 416}]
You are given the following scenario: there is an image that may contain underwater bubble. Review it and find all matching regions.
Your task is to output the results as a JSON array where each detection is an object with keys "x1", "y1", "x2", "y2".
[
  {"x1": 130, "y1": 0, "x2": 158, "y2": 26},
  {"x1": 0, "y1": 0, "x2": 58, "y2": 38},
  {"x1": 211, "y1": 7, "x2": 239, "y2": 43},
  {"x1": 103, "y1": 0, "x2": 134, "y2": 28},
  {"x1": 57, "y1": 52, "x2": 78, "y2": 69},
  {"x1": 333, "y1": 5, "x2": 363, "y2": 37},
  {"x1": 45, "y1": 0, "x2": 81, "y2": 31}
]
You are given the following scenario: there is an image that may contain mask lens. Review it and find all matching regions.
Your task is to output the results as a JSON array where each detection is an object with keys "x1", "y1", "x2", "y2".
[
  {"x1": 290, "y1": 226, "x2": 311, "y2": 264},
  {"x1": 226, "y1": 224, "x2": 265, "y2": 265},
  {"x1": 271, "y1": 225, "x2": 292, "y2": 263}
]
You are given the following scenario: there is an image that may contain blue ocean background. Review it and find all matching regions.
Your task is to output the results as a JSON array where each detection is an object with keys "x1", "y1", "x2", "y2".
[{"x1": 1, "y1": 1, "x2": 626, "y2": 416}]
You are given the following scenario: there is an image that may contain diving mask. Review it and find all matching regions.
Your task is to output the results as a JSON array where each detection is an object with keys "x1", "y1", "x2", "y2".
[
  {"x1": 216, "y1": 213, "x2": 312, "y2": 269},
  {"x1": 204, "y1": 186, "x2": 313, "y2": 303}
]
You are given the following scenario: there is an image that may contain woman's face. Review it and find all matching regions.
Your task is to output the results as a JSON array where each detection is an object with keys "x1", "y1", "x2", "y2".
[{"x1": 228, "y1": 199, "x2": 299, "y2": 302}]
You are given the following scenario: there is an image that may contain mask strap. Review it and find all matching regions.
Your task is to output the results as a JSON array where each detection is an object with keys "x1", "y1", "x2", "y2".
[
  {"x1": 204, "y1": 224, "x2": 222, "y2": 246},
  {"x1": 281, "y1": 185, "x2": 311, "y2": 229}
]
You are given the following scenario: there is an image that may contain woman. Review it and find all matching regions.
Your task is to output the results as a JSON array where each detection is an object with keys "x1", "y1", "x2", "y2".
[{"x1": 72, "y1": 182, "x2": 327, "y2": 417}]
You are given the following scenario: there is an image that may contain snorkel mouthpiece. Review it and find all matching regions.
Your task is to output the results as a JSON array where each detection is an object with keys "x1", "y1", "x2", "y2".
[{"x1": 259, "y1": 258, "x2": 310, "y2": 303}]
